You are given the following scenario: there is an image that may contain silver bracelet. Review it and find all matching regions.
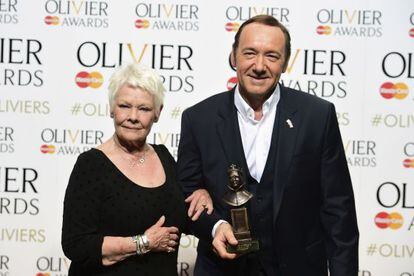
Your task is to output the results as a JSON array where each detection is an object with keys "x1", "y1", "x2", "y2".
[
  {"x1": 131, "y1": 234, "x2": 150, "y2": 255},
  {"x1": 131, "y1": 235, "x2": 142, "y2": 255}
]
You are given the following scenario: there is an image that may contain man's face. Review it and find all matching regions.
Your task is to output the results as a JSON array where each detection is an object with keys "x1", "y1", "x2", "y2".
[{"x1": 233, "y1": 23, "x2": 287, "y2": 100}]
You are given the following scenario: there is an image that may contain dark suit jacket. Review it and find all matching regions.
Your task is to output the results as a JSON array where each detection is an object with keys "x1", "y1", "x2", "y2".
[{"x1": 177, "y1": 85, "x2": 359, "y2": 276}]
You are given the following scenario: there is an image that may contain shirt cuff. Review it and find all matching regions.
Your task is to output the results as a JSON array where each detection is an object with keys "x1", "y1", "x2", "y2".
[{"x1": 211, "y1": 220, "x2": 229, "y2": 238}]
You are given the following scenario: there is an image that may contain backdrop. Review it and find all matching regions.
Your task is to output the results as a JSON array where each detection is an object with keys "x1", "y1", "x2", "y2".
[{"x1": 1, "y1": 1, "x2": 413, "y2": 275}]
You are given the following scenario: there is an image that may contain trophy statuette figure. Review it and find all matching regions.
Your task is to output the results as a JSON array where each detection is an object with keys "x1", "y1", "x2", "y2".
[{"x1": 223, "y1": 164, "x2": 259, "y2": 254}]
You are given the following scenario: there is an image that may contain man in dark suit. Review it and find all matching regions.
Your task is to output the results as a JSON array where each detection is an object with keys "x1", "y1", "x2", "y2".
[{"x1": 177, "y1": 15, "x2": 359, "y2": 276}]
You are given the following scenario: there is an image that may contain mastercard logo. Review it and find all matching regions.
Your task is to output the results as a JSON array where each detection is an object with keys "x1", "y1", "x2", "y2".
[
  {"x1": 316, "y1": 25, "x2": 332, "y2": 35},
  {"x1": 227, "y1": 77, "x2": 238, "y2": 90},
  {"x1": 75, "y1": 71, "x2": 104, "y2": 89},
  {"x1": 44, "y1": 16, "x2": 60, "y2": 26},
  {"x1": 374, "y1": 212, "x2": 403, "y2": 229},
  {"x1": 36, "y1": 273, "x2": 51, "y2": 276},
  {"x1": 403, "y1": 158, "x2": 414, "y2": 168},
  {"x1": 225, "y1": 22, "x2": 240, "y2": 32},
  {"x1": 379, "y1": 82, "x2": 409, "y2": 99},
  {"x1": 409, "y1": 28, "x2": 414, "y2": 38},
  {"x1": 40, "y1": 144, "x2": 55, "y2": 154},
  {"x1": 135, "y1": 19, "x2": 150, "y2": 29}
]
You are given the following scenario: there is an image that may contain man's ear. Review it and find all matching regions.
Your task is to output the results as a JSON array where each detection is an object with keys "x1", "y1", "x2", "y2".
[
  {"x1": 154, "y1": 105, "x2": 163, "y2": 122},
  {"x1": 282, "y1": 56, "x2": 290, "y2": 73},
  {"x1": 230, "y1": 51, "x2": 236, "y2": 68}
]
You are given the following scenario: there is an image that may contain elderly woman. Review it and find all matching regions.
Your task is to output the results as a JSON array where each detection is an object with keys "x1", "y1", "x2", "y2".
[{"x1": 62, "y1": 63, "x2": 211, "y2": 275}]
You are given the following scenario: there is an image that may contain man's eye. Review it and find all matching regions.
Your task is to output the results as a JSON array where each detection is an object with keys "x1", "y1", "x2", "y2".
[{"x1": 267, "y1": 55, "x2": 279, "y2": 61}]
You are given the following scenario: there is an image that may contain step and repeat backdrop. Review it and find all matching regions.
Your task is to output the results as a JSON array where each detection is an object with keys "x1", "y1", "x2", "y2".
[{"x1": 1, "y1": 0, "x2": 413, "y2": 275}]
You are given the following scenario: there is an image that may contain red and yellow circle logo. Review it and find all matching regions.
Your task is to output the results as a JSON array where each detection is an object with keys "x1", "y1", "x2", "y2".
[
  {"x1": 227, "y1": 77, "x2": 238, "y2": 90},
  {"x1": 135, "y1": 19, "x2": 150, "y2": 29},
  {"x1": 403, "y1": 158, "x2": 414, "y2": 168},
  {"x1": 36, "y1": 273, "x2": 51, "y2": 276},
  {"x1": 75, "y1": 71, "x2": 104, "y2": 89},
  {"x1": 316, "y1": 25, "x2": 332, "y2": 35},
  {"x1": 379, "y1": 82, "x2": 409, "y2": 99},
  {"x1": 409, "y1": 28, "x2": 414, "y2": 38},
  {"x1": 44, "y1": 16, "x2": 60, "y2": 25},
  {"x1": 374, "y1": 211, "x2": 403, "y2": 229},
  {"x1": 225, "y1": 22, "x2": 240, "y2": 32},
  {"x1": 40, "y1": 144, "x2": 55, "y2": 154}
]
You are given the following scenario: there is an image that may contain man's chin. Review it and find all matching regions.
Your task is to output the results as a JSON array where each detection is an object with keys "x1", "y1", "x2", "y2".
[{"x1": 244, "y1": 86, "x2": 271, "y2": 96}]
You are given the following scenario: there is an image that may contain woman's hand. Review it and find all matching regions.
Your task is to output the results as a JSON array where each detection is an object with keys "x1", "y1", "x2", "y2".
[
  {"x1": 145, "y1": 215, "x2": 179, "y2": 253},
  {"x1": 185, "y1": 188, "x2": 213, "y2": 221}
]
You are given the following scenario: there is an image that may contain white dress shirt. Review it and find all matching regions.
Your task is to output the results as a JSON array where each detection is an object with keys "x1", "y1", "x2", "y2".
[{"x1": 234, "y1": 85, "x2": 280, "y2": 182}]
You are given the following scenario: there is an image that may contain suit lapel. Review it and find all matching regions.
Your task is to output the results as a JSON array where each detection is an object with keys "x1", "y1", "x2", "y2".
[
  {"x1": 272, "y1": 86, "x2": 299, "y2": 223},
  {"x1": 216, "y1": 90, "x2": 249, "y2": 176},
  {"x1": 214, "y1": 86, "x2": 300, "y2": 222}
]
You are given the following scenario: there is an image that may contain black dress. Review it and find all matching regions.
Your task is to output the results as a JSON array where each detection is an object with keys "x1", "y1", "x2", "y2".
[{"x1": 62, "y1": 144, "x2": 186, "y2": 276}]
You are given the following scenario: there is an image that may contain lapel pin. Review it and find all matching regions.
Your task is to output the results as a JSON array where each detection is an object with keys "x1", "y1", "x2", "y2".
[{"x1": 286, "y1": 119, "x2": 294, "y2": 128}]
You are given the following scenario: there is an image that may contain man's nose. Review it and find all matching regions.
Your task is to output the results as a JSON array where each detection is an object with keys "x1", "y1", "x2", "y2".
[{"x1": 253, "y1": 55, "x2": 265, "y2": 73}]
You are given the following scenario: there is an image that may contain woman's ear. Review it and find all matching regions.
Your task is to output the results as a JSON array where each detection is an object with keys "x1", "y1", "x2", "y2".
[{"x1": 154, "y1": 105, "x2": 163, "y2": 122}]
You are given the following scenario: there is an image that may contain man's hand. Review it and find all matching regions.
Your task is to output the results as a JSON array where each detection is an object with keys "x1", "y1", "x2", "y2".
[
  {"x1": 185, "y1": 189, "x2": 213, "y2": 221},
  {"x1": 212, "y1": 222, "x2": 238, "y2": 259}
]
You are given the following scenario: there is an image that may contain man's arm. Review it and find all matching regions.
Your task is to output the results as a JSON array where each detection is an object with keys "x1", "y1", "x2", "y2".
[
  {"x1": 177, "y1": 110, "x2": 222, "y2": 242},
  {"x1": 320, "y1": 104, "x2": 359, "y2": 276}
]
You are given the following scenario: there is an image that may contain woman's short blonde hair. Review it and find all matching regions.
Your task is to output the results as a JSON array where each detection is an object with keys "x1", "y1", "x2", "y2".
[{"x1": 108, "y1": 63, "x2": 165, "y2": 112}]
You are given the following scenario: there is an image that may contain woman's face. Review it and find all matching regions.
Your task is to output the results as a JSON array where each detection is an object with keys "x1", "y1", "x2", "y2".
[{"x1": 112, "y1": 84, "x2": 160, "y2": 146}]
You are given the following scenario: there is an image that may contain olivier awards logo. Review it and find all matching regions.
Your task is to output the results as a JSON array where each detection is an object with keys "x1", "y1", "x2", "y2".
[
  {"x1": 35, "y1": 256, "x2": 69, "y2": 276},
  {"x1": 0, "y1": 0, "x2": 18, "y2": 24},
  {"x1": 39, "y1": 128, "x2": 104, "y2": 155},
  {"x1": 0, "y1": 166, "x2": 40, "y2": 217},
  {"x1": 0, "y1": 38, "x2": 44, "y2": 87},
  {"x1": 0, "y1": 126, "x2": 14, "y2": 154},
  {"x1": 75, "y1": 41, "x2": 195, "y2": 93},
  {"x1": 43, "y1": 0, "x2": 109, "y2": 28},
  {"x1": 403, "y1": 142, "x2": 414, "y2": 169},
  {"x1": 280, "y1": 48, "x2": 348, "y2": 100},
  {"x1": 381, "y1": 52, "x2": 413, "y2": 101},
  {"x1": 224, "y1": 5, "x2": 290, "y2": 33},
  {"x1": 376, "y1": 182, "x2": 414, "y2": 231},
  {"x1": 344, "y1": 139, "x2": 376, "y2": 167},
  {"x1": 315, "y1": 9, "x2": 383, "y2": 37},
  {"x1": 0, "y1": 165, "x2": 46, "y2": 244},
  {"x1": 134, "y1": 2, "x2": 199, "y2": 31}
]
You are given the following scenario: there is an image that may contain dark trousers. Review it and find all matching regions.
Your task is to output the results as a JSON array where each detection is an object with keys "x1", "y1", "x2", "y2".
[{"x1": 194, "y1": 252, "x2": 269, "y2": 276}]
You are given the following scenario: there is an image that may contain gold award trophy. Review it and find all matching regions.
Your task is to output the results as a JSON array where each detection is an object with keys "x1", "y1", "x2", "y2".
[{"x1": 222, "y1": 164, "x2": 259, "y2": 254}]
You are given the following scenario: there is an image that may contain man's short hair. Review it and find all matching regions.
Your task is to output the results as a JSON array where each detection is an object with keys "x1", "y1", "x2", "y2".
[{"x1": 232, "y1": 15, "x2": 291, "y2": 64}]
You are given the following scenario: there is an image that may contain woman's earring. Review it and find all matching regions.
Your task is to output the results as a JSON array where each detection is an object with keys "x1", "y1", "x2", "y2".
[{"x1": 110, "y1": 113, "x2": 114, "y2": 118}]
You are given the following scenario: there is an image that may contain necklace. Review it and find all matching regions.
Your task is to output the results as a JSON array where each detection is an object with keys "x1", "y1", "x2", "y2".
[
  {"x1": 124, "y1": 147, "x2": 149, "y2": 166},
  {"x1": 114, "y1": 141, "x2": 149, "y2": 166}
]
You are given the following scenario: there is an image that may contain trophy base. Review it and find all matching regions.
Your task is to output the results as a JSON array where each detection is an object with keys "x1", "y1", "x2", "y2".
[{"x1": 226, "y1": 239, "x2": 259, "y2": 254}]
